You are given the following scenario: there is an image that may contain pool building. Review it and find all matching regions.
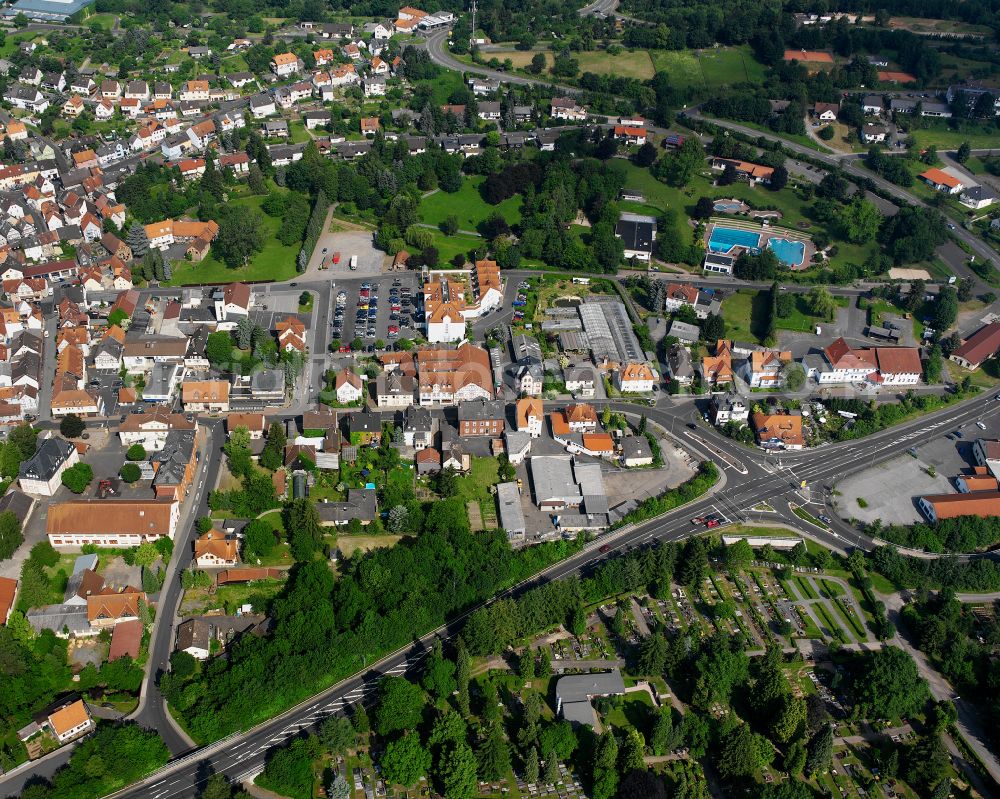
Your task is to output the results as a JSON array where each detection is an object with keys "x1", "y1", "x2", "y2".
[{"x1": 704, "y1": 221, "x2": 812, "y2": 270}]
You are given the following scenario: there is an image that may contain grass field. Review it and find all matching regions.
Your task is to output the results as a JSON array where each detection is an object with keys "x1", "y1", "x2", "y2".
[
  {"x1": 418, "y1": 176, "x2": 522, "y2": 231},
  {"x1": 577, "y1": 49, "x2": 655, "y2": 80},
  {"x1": 650, "y1": 46, "x2": 766, "y2": 89},
  {"x1": 415, "y1": 69, "x2": 465, "y2": 106},
  {"x1": 720, "y1": 290, "x2": 763, "y2": 342},
  {"x1": 335, "y1": 535, "x2": 402, "y2": 557},
  {"x1": 486, "y1": 45, "x2": 763, "y2": 86},
  {"x1": 776, "y1": 295, "x2": 848, "y2": 333},
  {"x1": 488, "y1": 48, "x2": 654, "y2": 79},
  {"x1": 166, "y1": 194, "x2": 299, "y2": 285},
  {"x1": 83, "y1": 12, "x2": 118, "y2": 28},
  {"x1": 906, "y1": 123, "x2": 1000, "y2": 152},
  {"x1": 426, "y1": 230, "x2": 486, "y2": 264}
]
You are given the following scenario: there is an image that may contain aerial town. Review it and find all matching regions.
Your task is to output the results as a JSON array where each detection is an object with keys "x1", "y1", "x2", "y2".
[{"x1": 0, "y1": 0, "x2": 997, "y2": 798}]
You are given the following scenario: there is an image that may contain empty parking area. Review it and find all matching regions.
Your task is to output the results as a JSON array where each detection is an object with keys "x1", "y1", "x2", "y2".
[{"x1": 310, "y1": 230, "x2": 385, "y2": 278}]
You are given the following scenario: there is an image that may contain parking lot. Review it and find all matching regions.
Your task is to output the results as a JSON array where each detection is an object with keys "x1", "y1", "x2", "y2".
[
  {"x1": 88, "y1": 368, "x2": 129, "y2": 418},
  {"x1": 308, "y1": 230, "x2": 386, "y2": 278},
  {"x1": 833, "y1": 414, "x2": 998, "y2": 525},
  {"x1": 328, "y1": 273, "x2": 423, "y2": 350}
]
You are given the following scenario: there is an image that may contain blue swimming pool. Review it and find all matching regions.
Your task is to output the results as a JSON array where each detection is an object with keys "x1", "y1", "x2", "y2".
[
  {"x1": 713, "y1": 201, "x2": 745, "y2": 213},
  {"x1": 767, "y1": 237, "x2": 806, "y2": 268},
  {"x1": 708, "y1": 226, "x2": 761, "y2": 253}
]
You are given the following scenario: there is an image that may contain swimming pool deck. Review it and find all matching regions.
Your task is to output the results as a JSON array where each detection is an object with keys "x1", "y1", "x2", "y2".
[{"x1": 704, "y1": 218, "x2": 815, "y2": 271}]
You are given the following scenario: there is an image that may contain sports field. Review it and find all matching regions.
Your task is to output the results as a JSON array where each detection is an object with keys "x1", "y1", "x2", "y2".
[{"x1": 650, "y1": 46, "x2": 766, "y2": 89}]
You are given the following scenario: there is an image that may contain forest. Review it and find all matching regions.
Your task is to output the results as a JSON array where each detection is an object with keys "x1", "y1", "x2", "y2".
[{"x1": 162, "y1": 511, "x2": 583, "y2": 741}]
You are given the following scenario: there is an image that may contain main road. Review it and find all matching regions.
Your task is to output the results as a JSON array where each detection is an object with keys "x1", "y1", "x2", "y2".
[{"x1": 4, "y1": 382, "x2": 987, "y2": 799}]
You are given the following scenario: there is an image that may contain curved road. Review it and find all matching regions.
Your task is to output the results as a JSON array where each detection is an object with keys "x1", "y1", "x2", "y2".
[{"x1": 424, "y1": 26, "x2": 999, "y2": 274}]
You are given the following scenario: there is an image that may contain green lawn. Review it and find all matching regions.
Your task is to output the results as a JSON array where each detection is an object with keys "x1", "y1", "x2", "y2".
[
  {"x1": 457, "y1": 457, "x2": 500, "y2": 504},
  {"x1": 414, "y1": 69, "x2": 465, "y2": 106},
  {"x1": 83, "y1": 12, "x2": 118, "y2": 28},
  {"x1": 165, "y1": 194, "x2": 299, "y2": 285},
  {"x1": 418, "y1": 177, "x2": 522, "y2": 232},
  {"x1": 288, "y1": 120, "x2": 311, "y2": 144},
  {"x1": 720, "y1": 289, "x2": 765, "y2": 343},
  {"x1": 426, "y1": 230, "x2": 485, "y2": 265},
  {"x1": 905, "y1": 122, "x2": 1000, "y2": 152},
  {"x1": 576, "y1": 49, "x2": 655, "y2": 80},
  {"x1": 776, "y1": 294, "x2": 848, "y2": 333},
  {"x1": 649, "y1": 46, "x2": 765, "y2": 90}
]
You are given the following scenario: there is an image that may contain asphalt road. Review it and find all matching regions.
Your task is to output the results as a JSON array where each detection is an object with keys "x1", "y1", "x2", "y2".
[
  {"x1": 10, "y1": 383, "x2": 989, "y2": 799},
  {"x1": 130, "y1": 420, "x2": 225, "y2": 756},
  {"x1": 686, "y1": 111, "x2": 1000, "y2": 273}
]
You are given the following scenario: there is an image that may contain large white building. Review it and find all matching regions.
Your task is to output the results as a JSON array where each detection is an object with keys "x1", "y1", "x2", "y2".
[
  {"x1": 48, "y1": 500, "x2": 180, "y2": 547},
  {"x1": 18, "y1": 437, "x2": 78, "y2": 496},
  {"x1": 424, "y1": 260, "x2": 503, "y2": 343}
]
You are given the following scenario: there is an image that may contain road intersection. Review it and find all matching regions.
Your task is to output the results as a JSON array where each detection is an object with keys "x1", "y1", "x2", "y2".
[{"x1": 0, "y1": 379, "x2": 993, "y2": 799}]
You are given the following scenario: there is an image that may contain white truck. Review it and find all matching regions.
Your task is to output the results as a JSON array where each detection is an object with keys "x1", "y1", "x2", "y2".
[{"x1": 349, "y1": 255, "x2": 358, "y2": 270}]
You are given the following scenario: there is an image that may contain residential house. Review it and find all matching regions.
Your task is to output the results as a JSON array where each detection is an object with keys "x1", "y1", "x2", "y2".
[
  {"x1": 271, "y1": 53, "x2": 302, "y2": 77},
  {"x1": 861, "y1": 124, "x2": 888, "y2": 144},
  {"x1": 666, "y1": 344, "x2": 694, "y2": 385},
  {"x1": 18, "y1": 436, "x2": 78, "y2": 496},
  {"x1": 621, "y1": 436, "x2": 654, "y2": 467},
  {"x1": 709, "y1": 158, "x2": 774, "y2": 186},
  {"x1": 813, "y1": 102, "x2": 839, "y2": 121},
  {"x1": 701, "y1": 340, "x2": 734, "y2": 386},
  {"x1": 182, "y1": 381, "x2": 230, "y2": 412},
  {"x1": 740, "y1": 349, "x2": 792, "y2": 388},
  {"x1": 363, "y1": 76, "x2": 386, "y2": 97},
  {"x1": 615, "y1": 213, "x2": 657, "y2": 261},
  {"x1": 118, "y1": 409, "x2": 196, "y2": 451},
  {"x1": 550, "y1": 97, "x2": 586, "y2": 121},
  {"x1": 249, "y1": 94, "x2": 276, "y2": 118},
  {"x1": 710, "y1": 391, "x2": 750, "y2": 426},
  {"x1": 415, "y1": 446, "x2": 441, "y2": 475},
  {"x1": 213, "y1": 282, "x2": 253, "y2": 321},
  {"x1": 615, "y1": 362, "x2": 656, "y2": 393},
  {"x1": 335, "y1": 369, "x2": 364, "y2": 404},
  {"x1": 457, "y1": 398, "x2": 505, "y2": 437},
  {"x1": 194, "y1": 530, "x2": 240, "y2": 568},
  {"x1": 399, "y1": 405, "x2": 433, "y2": 449},
  {"x1": 46, "y1": 700, "x2": 94, "y2": 744},
  {"x1": 375, "y1": 370, "x2": 416, "y2": 408},
  {"x1": 563, "y1": 366, "x2": 596, "y2": 398},
  {"x1": 959, "y1": 185, "x2": 996, "y2": 210},
  {"x1": 751, "y1": 411, "x2": 805, "y2": 450},
  {"x1": 919, "y1": 167, "x2": 966, "y2": 194},
  {"x1": 516, "y1": 397, "x2": 544, "y2": 437},
  {"x1": 349, "y1": 412, "x2": 382, "y2": 445}
]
